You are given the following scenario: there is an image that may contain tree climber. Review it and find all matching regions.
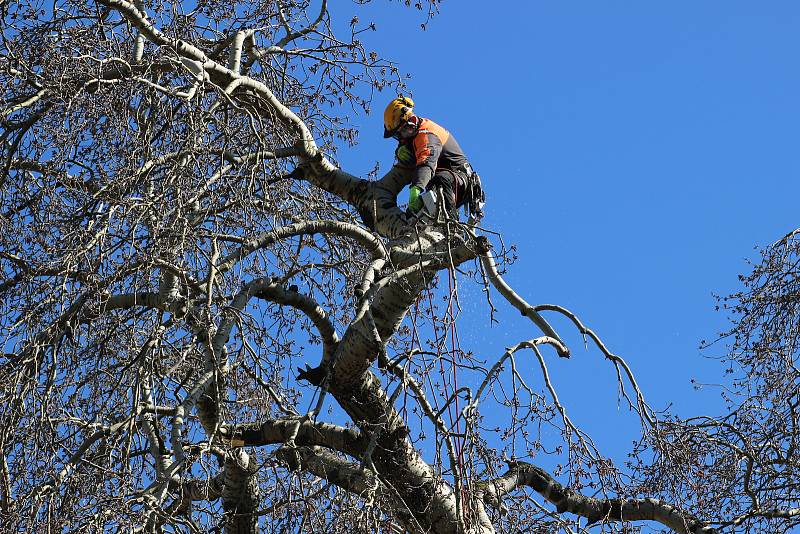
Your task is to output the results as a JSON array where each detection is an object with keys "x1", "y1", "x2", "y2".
[{"x1": 383, "y1": 96, "x2": 485, "y2": 220}]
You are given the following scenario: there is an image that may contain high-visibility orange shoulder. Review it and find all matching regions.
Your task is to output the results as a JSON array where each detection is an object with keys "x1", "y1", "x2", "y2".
[
  {"x1": 407, "y1": 116, "x2": 467, "y2": 190},
  {"x1": 413, "y1": 118, "x2": 450, "y2": 168},
  {"x1": 418, "y1": 119, "x2": 450, "y2": 144}
]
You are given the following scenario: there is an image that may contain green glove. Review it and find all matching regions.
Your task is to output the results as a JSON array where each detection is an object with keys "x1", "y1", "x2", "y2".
[
  {"x1": 408, "y1": 185, "x2": 423, "y2": 212},
  {"x1": 395, "y1": 144, "x2": 413, "y2": 166}
]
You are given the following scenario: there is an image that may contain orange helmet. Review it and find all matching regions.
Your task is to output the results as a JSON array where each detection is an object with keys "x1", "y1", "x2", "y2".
[{"x1": 383, "y1": 96, "x2": 415, "y2": 138}]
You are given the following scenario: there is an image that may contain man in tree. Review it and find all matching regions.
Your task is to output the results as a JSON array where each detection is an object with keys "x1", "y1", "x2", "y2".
[
  {"x1": 383, "y1": 96, "x2": 483, "y2": 219},
  {"x1": 0, "y1": 0, "x2": 749, "y2": 531}
]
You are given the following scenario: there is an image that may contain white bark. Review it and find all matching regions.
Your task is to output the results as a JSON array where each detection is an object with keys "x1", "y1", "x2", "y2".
[{"x1": 1, "y1": 3, "x2": 726, "y2": 533}]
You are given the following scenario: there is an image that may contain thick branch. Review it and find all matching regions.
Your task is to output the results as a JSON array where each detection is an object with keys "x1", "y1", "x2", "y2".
[
  {"x1": 227, "y1": 417, "x2": 367, "y2": 460},
  {"x1": 216, "y1": 219, "x2": 385, "y2": 276},
  {"x1": 252, "y1": 279, "x2": 340, "y2": 361},
  {"x1": 329, "y1": 233, "x2": 489, "y2": 388},
  {"x1": 482, "y1": 462, "x2": 718, "y2": 534},
  {"x1": 98, "y1": 0, "x2": 361, "y2": 199},
  {"x1": 221, "y1": 450, "x2": 259, "y2": 534}
]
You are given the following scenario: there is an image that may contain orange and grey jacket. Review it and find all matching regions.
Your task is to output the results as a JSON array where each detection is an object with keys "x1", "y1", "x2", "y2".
[{"x1": 402, "y1": 118, "x2": 468, "y2": 190}]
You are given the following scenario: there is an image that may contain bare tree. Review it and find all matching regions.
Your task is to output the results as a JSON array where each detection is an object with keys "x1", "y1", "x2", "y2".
[
  {"x1": 0, "y1": 1, "x2": 767, "y2": 532},
  {"x1": 638, "y1": 228, "x2": 800, "y2": 534}
]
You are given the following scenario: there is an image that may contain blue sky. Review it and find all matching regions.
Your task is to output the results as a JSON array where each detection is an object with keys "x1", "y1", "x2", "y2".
[{"x1": 334, "y1": 1, "x2": 800, "y2": 463}]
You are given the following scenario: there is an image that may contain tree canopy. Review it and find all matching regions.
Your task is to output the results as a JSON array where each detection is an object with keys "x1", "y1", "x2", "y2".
[{"x1": 1, "y1": 1, "x2": 798, "y2": 533}]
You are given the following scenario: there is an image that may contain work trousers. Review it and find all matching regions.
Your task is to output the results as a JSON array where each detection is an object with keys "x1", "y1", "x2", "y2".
[{"x1": 429, "y1": 169, "x2": 466, "y2": 217}]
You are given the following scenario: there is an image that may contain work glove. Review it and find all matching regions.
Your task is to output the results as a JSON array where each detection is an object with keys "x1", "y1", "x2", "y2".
[
  {"x1": 395, "y1": 144, "x2": 413, "y2": 166},
  {"x1": 408, "y1": 185, "x2": 423, "y2": 213}
]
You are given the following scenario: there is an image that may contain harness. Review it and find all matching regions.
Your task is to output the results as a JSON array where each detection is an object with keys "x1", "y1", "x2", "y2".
[
  {"x1": 416, "y1": 121, "x2": 486, "y2": 220},
  {"x1": 453, "y1": 162, "x2": 485, "y2": 220}
]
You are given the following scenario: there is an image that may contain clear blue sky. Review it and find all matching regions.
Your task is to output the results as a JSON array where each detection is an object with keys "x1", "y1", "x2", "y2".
[{"x1": 335, "y1": 1, "x2": 800, "y2": 463}]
